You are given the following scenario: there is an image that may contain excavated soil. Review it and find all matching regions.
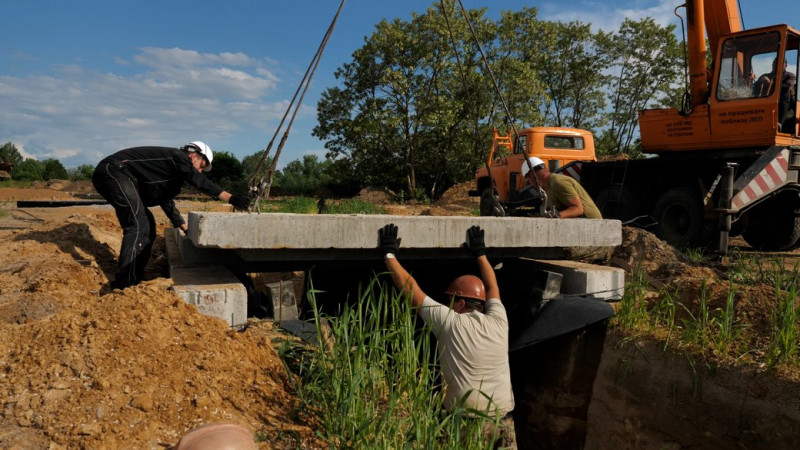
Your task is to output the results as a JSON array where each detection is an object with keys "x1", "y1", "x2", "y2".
[
  {"x1": 0, "y1": 185, "x2": 321, "y2": 449},
  {"x1": 0, "y1": 181, "x2": 796, "y2": 448}
]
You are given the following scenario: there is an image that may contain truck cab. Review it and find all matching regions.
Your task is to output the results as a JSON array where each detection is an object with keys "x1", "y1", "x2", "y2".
[{"x1": 471, "y1": 127, "x2": 596, "y2": 216}]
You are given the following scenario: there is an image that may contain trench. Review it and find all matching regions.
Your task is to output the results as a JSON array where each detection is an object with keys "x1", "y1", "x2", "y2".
[
  {"x1": 241, "y1": 255, "x2": 800, "y2": 449},
  {"x1": 244, "y1": 256, "x2": 612, "y2": 447}
]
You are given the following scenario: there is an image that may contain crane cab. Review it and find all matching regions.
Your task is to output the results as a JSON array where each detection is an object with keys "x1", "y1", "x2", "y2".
[{"x1": 640, "y1": 25, "x2": 800, "y2": 153}]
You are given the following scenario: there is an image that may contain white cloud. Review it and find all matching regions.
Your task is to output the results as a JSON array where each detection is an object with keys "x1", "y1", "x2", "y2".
[
  {"x1": 540, "y1": 0, "x2": 676, "y2": 31},
  {"x1": 14, "y1": 143, "x2": 36, "y2": 161},
  {"x1": 0, "y1": 47, "x2": 291, "y2": 168}
]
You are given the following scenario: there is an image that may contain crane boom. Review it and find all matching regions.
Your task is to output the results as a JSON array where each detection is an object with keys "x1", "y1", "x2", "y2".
[{"x1": 686, "y1": 0, "x2": 743, "y2": 108}]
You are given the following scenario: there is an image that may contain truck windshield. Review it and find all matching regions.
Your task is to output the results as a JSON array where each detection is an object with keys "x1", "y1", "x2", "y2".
[{"x1": 717, "y1": 32, "x2": 781, "y2": 101}]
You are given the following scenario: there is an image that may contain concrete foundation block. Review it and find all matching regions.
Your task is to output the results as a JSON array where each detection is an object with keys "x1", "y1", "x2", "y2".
[
  {"x1": 170, "y1": 266, "x2": 249, "y2": 329},
  {"x1": 532, "y1": 259, "x2": 625, "y2": 300},
  {"x1": 265, "y1": 280, "x2": 299, "y2": 322},
  {"x1": 166, "y1": 228, "x2": 248, "y2": 327}
]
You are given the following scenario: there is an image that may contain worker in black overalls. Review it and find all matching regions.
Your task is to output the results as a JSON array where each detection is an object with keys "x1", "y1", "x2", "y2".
[{"x1": 92, "y1": 141, "x2": 251, "y2": 289}]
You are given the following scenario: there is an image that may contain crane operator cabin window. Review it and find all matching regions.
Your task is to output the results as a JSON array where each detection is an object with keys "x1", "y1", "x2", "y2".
[{"x1": 717, "y1": 32, "x2": 781, "y2": 101}]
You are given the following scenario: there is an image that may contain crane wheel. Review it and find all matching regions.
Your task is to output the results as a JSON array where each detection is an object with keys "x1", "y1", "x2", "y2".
[
  {"x1": 742, "y1": 191, "x2": 800, "y2": 251},
  {"x1": 653, "y1": 187, "x2": 704, "y2": 248}
]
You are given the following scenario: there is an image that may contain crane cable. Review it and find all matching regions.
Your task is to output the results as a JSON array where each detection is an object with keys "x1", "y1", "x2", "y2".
[
  {"x1": 439, "y1": 0, "x2": 501, "y2": 216},
  {"x1": 675, "y1": 4, "x2": 693, "y2": 116},
  {"x1": 247, "y1": 0, "x2": 346, "y2": 211},
  {"x1": 447, "y1": 0, "x2": 547, "y2": 214}
]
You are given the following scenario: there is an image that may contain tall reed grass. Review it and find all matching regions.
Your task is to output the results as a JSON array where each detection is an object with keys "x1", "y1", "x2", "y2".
[{"x1": 277, "y1": 276, "x2": 502, "y2": 449}]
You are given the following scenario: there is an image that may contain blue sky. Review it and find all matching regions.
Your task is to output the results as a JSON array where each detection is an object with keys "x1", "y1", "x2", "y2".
[{"x1": 0, "y1": 0, "x2": 792, "y2": 170}]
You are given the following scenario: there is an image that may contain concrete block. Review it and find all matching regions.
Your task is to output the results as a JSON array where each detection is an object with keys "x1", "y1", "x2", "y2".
[
  {"x1": 538, "y1": 270, "x2": 563, "y2": 301},
  {"x1": 265, "y1": 280, "x2": 299, "y2": 322},
  {"x1": 164, "y1": 227, "x2": 183, "y2": 271},
  {"x1": 187, "y1": 212, "x2": 621, "y2": 250},
  {"x1": 531, "y1": 259, "x2": 625, "y2": 300},
  {"x1": 170, "y1": 266, "x2": 248, "y2": 329}
]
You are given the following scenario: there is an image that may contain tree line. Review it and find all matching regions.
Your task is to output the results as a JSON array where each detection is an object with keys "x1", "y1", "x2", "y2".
[
  {"x1": 0, "y1": 141, "x2": 355, "y2": 197},
  {"x1": 313, "y1": 3, "x2": 682, "y2": 200},
  {"x1": 1, "y1": 3, "x2": 683, "y2": 201}
]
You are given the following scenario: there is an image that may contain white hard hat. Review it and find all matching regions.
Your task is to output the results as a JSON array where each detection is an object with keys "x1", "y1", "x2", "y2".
[
  {"x1": 185, "y1": 141, "x2": 213, "y2": 172},
  {"x1": 520, "y1": 156, "x2": 546, "y2": 177}
]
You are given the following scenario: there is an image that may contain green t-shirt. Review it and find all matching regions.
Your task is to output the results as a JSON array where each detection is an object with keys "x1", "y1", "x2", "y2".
[{"x1": 546, "y1": 173, "x2": 602, "y2": 219}]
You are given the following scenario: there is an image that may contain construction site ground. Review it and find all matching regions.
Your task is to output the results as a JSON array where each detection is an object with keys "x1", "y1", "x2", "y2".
[{"x1": 0, "y1": 180, "x2": 798, "y2": 448}]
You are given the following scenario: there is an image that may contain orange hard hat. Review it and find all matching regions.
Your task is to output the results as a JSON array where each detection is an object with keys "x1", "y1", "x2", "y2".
[{"x1": 443, "y1": 275, "x2": 486, "y2": 302}]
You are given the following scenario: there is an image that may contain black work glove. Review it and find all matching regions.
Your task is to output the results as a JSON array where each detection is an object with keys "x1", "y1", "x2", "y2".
[
  {"x1": 378, "y1": 223, "x2": 401, "y2": 256},
  {"x1": 229, "y1": 193, "x2": 252, "y2": 211},
  {"x1": 463, "y1": 225, "x2": 486, "y2": 257}
]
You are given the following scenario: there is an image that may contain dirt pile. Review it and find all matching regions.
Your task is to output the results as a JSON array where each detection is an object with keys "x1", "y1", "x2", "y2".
[
  {"x1": 0, "y1": 208, "x2": 321, "y2": 448},
  {"x1": 610, "y1": 226, "x2": 777, "y2": 350}
]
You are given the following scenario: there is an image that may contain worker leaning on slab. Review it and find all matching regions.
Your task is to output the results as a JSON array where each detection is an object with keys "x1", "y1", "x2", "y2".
[
  {"x1": 92, "y1": 141, "x2": 252, "y2": 290},
  {"x1": 521, "y1": 156, "x2": 602, "y2": 219},
  {"x1": 379, "y1": 223, "x2": 517, "y2": 448}
]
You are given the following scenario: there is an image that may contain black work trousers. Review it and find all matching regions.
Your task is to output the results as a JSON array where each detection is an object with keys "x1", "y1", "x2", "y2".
[{"x1": 92, "y1": 161, "x2": 156, "y2": 289}]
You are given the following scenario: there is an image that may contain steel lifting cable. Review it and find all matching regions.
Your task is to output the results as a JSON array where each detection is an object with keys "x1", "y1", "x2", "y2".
[
  {"x1": 451, "y1": 0, "x2": 548, "y2": 214},
  {"x1": 247, "y1": 0, "x2": 346, "y2": 211},
  {"x1": 675, "y1": 4, "x2": 693, "y2": 116},
  {"x1": 453, "y1": 0, "x2": 517, "y2": 137}
]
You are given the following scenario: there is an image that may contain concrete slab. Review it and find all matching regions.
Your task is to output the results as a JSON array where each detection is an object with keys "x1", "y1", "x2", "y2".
[
  {"x1": 529, "y1": 259, "x2": 625, "y2": 300},
  {"x1": 187, "y1": 212, "x2": 621, "y2": 252}
]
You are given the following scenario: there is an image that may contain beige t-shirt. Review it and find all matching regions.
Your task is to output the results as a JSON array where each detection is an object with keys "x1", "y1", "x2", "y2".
[{"x1": 419, "y1": 296, "x2": 515, "y2": 415}]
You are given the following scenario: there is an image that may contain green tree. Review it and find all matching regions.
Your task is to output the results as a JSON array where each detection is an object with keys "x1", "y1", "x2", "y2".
[
  {"x1": 516, "y1": 18, "x2": 607, "y2": 130},
  {"x1": 241, "y1": 151, "x2": 274, "y2": 188},
  {"x1": 13, "y1": 159, "x2": 44, "y2": 181},
  {"x1": 275, "y1": 154, "x2": 334, "y2": 195},
  {"x1": 204, "y1": 151, "x2": 245, "y2": 192},
  {"x1": 42, "y1": 158, "x2": 69, "y2": 180},
  {"x1": 69, "y1": 164, "x2": 95, "y2": 181},
  {"x1": 0, "y1": 142, "x2": 23, "y2": 167},
  {"x1": 596, "y1": 18, "x2": 683, "y2": 155},
  {"x1": 314, "y1": 2, "x2": 540, "y2": 199}
]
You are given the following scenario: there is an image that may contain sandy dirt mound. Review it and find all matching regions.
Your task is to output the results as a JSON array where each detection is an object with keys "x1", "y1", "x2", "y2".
[
  {"x1": 355, "y1": 187, "x2": 392, "y2": 205},
  {"x1": 610, "y1": 226, "x2": 776, "y2": 348},
  {"x1": 0, "y1": 206, "x2": 321, "y2": 448}
]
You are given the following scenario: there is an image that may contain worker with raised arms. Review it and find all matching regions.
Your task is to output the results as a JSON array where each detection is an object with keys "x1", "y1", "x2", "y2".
[{"x1": 378, "y1": 223, "x2": 517, "y2": 448}]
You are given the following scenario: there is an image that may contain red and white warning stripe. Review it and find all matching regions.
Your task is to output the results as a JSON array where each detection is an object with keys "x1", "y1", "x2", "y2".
[
  {"x1": 731, "y1": 150, "x2": 789, "y2": 210},
  {"x1": 559, "y1": 162, "x2": 583, "y2": 182}
]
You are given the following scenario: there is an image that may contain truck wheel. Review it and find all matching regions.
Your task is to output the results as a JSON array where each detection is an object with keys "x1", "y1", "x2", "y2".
[
  {"x1": 742, "y1": 191, "x2": 800, "y2": 251},
  {"x1": 480, "y1": 187, "x2": 505, "y2": 217},
  {"x1": 653, "y1": 187, "x2": 704, "y2": 248},
  {"x1": 595, "y1": 186, "x2": 639, "y2": 221}
]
